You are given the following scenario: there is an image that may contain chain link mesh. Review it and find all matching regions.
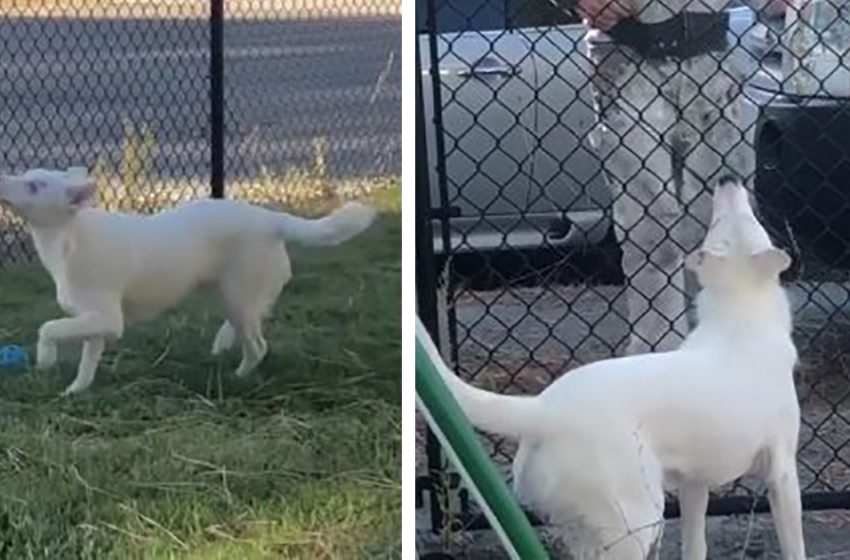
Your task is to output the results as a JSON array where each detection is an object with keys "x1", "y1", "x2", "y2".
[
  {"x1": 0, "y1": 0, "x2": 400, "y2": 265},
  {"x1": 222, "y1": 0, "x2": 401, "y2": 207},
  {"x1": 417, "y1": 0, "x2": 850, "y2": 534}
]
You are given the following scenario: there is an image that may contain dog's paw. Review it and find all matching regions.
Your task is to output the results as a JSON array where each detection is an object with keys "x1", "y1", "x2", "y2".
[
  {"x1": 234, "y1": 357, "x2": 262, "y2": 378},
  {"x1": 61, "y1": 383, "x2": 88, "y2": 396},
  {"x1": 36, "y1": 340, "x2": 57, "y2": 369}
]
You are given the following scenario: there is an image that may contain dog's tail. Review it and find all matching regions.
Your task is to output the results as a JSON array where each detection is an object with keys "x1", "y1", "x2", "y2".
[
  {"x1": 418, "y1": 320, "x2": 542, "y2": 440},
  {"x1": 275, "y1": 202, "x2": 376, "y2": 246}
]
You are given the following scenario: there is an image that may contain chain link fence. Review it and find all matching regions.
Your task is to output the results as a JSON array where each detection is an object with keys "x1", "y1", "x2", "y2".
[
  {"x1": 416, "y1": 0, "x2": 850, "y2": 544},
  {"x1": 0, "y1": 0, "x2": 400, "y2": 265}
]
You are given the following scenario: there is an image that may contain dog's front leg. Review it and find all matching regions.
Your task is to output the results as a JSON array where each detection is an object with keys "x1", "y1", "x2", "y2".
[
  {"x1": 36, "y1": 308, "x2": 123, "y2": 392},
  {"x1": 679, "y1": 482, "x2": 709, "y2": 560},
  {"x1": 767, "y1": 453, "x2": 806, "y2": 560}
]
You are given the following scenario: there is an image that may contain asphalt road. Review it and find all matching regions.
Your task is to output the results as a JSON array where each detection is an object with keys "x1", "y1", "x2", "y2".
[{"x1": 0, "y1": 16, "x2": 401, "y2": 182}]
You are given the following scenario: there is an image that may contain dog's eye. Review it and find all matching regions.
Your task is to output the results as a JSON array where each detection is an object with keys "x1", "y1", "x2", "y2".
[{"x1": 27, "y1": 181, "x2": 43, "y2": 194}]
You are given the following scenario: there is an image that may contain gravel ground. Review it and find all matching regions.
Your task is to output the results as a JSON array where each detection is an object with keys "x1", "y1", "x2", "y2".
[
  {"x1": 417, "y1": 509, "x2": 850, "y2": 558},
  {"x1": 416, "y1": 278, "x2": 850, "y2": 558}
]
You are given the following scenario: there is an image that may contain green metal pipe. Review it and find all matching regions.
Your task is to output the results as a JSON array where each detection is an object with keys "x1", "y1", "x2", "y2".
[{"x1": 415, "y1": 317, "x2": 549, "y2": 560}]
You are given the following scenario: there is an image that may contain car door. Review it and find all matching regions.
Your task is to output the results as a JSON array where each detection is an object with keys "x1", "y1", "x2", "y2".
[
  {"x1": 513, "y1": 1, "x2": 612, "y2": 240},
  {"x1": 419, "y1": 0, "x2": 539, "y2": 254}
]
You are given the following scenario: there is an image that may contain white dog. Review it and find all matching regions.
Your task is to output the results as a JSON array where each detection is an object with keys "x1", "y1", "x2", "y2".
[
  {"x1": 0, "y1": 168, "x2": 376, "y2": 395},
  {"x1": 425, "y1": 178, "x2": 806, "y2": 559}
]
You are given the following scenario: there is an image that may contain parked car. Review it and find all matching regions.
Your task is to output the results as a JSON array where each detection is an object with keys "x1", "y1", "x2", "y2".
[
  {"x1": 750, "y1": 10, "x2": 850, "y2": 269},
  {"x1": 418, "y1": 1, "x2": 848, "y2": 280},
  {"x1": 418, "y1": 0, "x2": 612, "y2": 265}
]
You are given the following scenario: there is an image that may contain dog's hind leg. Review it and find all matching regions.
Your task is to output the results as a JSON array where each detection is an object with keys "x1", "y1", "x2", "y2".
[
  {"x1": 678, "y1": 482, "x2": 709, "y2": 560},
  {"x1": 63, "y1": 337, "x2": 106, "y2": 395},
  {"x1": 589, "y1": 457, "x2": 665, "y2": 559},
  {"x1": 219, "y1": 242, "x2": 290, "y2": 377},
  {"x1": 233, "y1": 316, "x2": 268, "y2": 377},
  {"x1": 569, "y1": 479, "x2": 663, "y2": 558},
  {"x1": 212, "y1": 304, "x2": 267, "y2": 377},
  {"x1": 219, "y1": 285, "x2": 273, "y2": 378},
  {"x1": 591, "y1": 499, "x2": 663, "y2": 560},
  {"x1": 211, "y1": 320, "x2": 236, "y2": 355}
]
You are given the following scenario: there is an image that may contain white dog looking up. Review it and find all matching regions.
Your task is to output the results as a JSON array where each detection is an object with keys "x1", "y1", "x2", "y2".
[
  {"x1": 0, "y1": 168, "x2": 376, "y2": 395},
  {"x1": 425, "y1": 177, "x2": 806, "y2": 559}
]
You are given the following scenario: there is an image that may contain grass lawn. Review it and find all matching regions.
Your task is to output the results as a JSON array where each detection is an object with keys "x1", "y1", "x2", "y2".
[{"x1": 0, "y1": 189, "x2": 400, "y2": 559}]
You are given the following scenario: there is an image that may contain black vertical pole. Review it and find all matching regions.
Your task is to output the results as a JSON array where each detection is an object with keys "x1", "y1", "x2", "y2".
[
  {"x1": 415, "y1": 48, "x2": 438, "y2": 342},
  {"x1": 415, "y1": 40, "x2": 446, "y2": 534},
  {"x1": 423, "y1": 0, "x2": 459, "y2": 367},
  {"x1": 419, "y1": 0, "x2": 462, "y2": 533},
  {"x1": 210, "y1": 0, "x2": 225, "y2": 199}
]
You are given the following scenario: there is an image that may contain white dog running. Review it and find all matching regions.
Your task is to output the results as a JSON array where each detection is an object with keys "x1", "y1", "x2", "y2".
[
  {"x1": 0, "y1": 168, "x2": 376, "y2": 395},
  {"x1": 426, "y1": 178, "x2": 806, "y2": 559}
]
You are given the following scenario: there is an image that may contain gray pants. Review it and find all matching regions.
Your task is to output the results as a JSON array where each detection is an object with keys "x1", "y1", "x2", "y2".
[{"x1": 589, "y1": 44, "x2": 756, "y2": 354}]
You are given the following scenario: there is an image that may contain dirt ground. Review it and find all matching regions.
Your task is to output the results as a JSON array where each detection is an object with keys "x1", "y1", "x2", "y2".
[
  {"x1": 417, "y1": 510, "x2": 850, "y2": 558},
  {"x1": 416, "y1": 279, "x2": 850, "y2": 558}
]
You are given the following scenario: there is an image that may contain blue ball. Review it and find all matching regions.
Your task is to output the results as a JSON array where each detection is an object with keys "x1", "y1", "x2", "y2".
[{"x1": 0, "y1": 345, "x2": 28, "y2": 370}]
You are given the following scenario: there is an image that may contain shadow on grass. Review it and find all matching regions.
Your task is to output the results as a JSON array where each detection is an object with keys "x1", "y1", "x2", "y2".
[{"x1": 0, "y1": 189, "x2": 400, "y2": 559}]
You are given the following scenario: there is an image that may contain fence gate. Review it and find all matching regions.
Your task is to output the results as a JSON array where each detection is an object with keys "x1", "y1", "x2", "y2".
[{"x1": 416, "y1": 0, "x2": 850, "y2": 548}]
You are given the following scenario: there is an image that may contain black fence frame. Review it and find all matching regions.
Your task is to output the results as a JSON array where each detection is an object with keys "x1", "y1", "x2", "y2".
[
  {"x1": 210, "y1": 0, "x2": 226, "y2": 199},
  {"x1": 415, "y1": 0, "x2": 850, "y2": 539}
]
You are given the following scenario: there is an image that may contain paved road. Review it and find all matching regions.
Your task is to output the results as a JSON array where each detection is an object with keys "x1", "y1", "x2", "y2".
[{"x1": 0, "y1": 16, "x2": 401, "y2": 182}]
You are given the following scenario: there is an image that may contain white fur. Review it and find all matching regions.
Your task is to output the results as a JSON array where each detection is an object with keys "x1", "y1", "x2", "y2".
[
  {"x1": 0, "y1": 168, "x2": 376, "y2": 394},
  {"x1": 425, "y1": 178, "x2": 806, "y2": 559}
]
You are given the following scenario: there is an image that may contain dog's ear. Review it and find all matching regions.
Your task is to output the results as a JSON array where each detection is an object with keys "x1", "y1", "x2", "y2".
[
  {"x1": 750, "y1": 247, "x2": 791, "y2": 277},
  {"x1": 685, "y1": 249, "x2": 725, "y2": 276},
  {"x1": 66, "y1": 179, "x2": 96, "y2": 210}
]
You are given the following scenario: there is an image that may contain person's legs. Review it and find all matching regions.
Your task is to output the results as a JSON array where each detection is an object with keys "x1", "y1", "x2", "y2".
[{"x1": 590, "y1": 47, "x2": 686, "y2": 354}]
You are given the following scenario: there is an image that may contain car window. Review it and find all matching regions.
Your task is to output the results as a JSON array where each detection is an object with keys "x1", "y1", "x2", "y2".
[
  {"x1": 507, "y1": 0, "x2": 581, "y2": 27},
  {"x1": 416, "y1": 0, "x2": 579, "y2": 34},
  {"x1": 418, "y1": 0, "x2": 747, "y2": 34},
  {"x1": 417, "y1": 0, "x2": 507, "y2": 34}
]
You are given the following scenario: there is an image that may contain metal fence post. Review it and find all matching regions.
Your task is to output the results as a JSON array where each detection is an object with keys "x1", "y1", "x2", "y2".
[
  {"x1": 415, "y1": 38, "x2": 447, "y2": 533},
  {"x1": 210, "y1": 0, "x2": 225, "y2": 199}
]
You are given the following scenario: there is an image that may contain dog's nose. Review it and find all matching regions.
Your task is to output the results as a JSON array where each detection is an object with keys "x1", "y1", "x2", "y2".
[{"x1": 716, "y1": 174, "x2": 740, "y2": 190}]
